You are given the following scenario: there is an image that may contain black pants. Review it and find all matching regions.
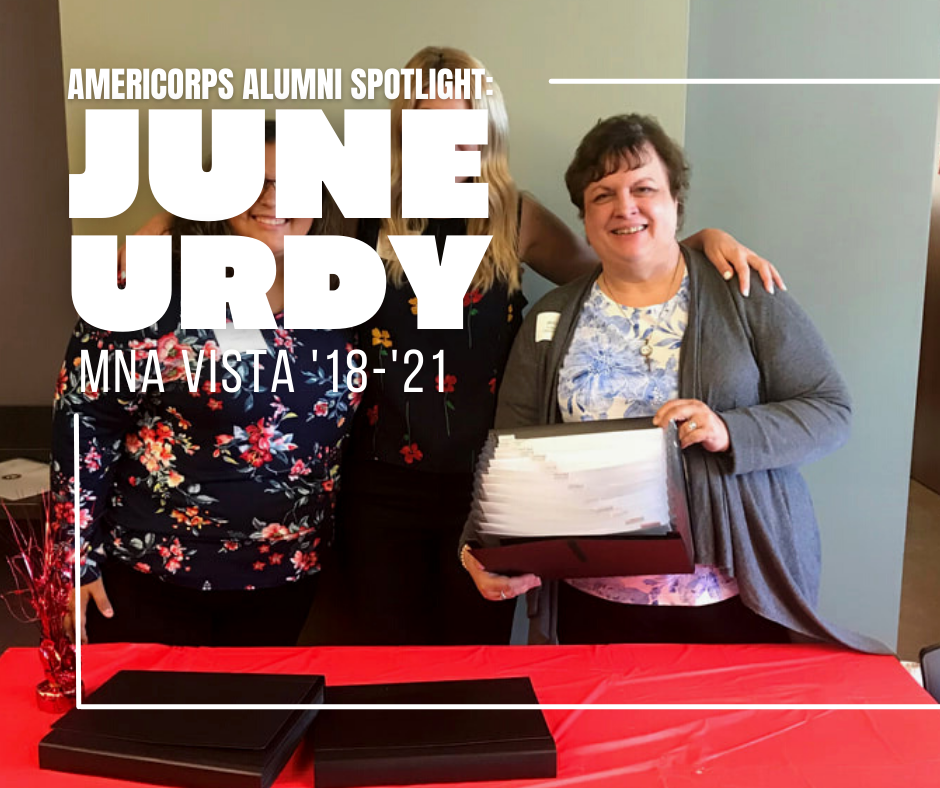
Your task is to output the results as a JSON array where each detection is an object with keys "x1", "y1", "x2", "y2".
[
  {"x1": 303, "y1": 461, "x2": 515, "y2": 646},
  {"x1": 85, "y1": 561, "x2": 318, "y2": 647},
  {"x1": 557, "y1": 581, "x2": 791, "y2": 645}
]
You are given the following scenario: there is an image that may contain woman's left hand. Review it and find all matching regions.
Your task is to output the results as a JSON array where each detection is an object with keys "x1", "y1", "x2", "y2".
[
  {"x1": 653, "y1": 399, "x2": 730, "y2": 453},
  {"x1": 684, "y1": 228, "x2": 785, "y2": 297}
]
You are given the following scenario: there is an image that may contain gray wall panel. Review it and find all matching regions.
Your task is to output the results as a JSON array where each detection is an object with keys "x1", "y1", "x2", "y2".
[{"x1": 685, "y1": 1, "x2": 940, "y2": 647}]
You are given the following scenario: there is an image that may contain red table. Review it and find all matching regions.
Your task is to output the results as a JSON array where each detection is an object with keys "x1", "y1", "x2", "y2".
[{"x1": 2, "y1": 643, "x2": 938, "y2": 787}]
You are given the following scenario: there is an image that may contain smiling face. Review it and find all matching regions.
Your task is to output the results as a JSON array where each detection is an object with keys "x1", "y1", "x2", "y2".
[
  {"x1": 226, "y1": 142, "x2": 313, "y2": 256},
  {"x1": 582, "y1": 144, "x2": 679, "y2": 272},
  {"x1": 415, "y1": 97, "x2": 480, "y2": 182}
]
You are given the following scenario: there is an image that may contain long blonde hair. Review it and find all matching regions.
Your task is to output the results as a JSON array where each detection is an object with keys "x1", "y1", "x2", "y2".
[{"x1": 384, "y1": 46, "x2": 521, "y2": 293}]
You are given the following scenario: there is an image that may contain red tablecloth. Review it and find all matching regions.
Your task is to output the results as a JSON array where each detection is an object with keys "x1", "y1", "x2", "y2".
[{"x1": 2, "y1": 642, "x2": 938, "y2": 788}]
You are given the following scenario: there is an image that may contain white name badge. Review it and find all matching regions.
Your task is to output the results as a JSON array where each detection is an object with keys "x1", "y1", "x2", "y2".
[
  {"x1": 535, "y1": 312, "x2": 560, "y2": 343},
  {"x1": 212, "y1": 326, "x2": 269, "y2": 356}
]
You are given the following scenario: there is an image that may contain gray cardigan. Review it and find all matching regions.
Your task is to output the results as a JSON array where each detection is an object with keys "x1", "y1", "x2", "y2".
[{"x1": 464, "y1": 246, "x2": 888, "y2": 653}]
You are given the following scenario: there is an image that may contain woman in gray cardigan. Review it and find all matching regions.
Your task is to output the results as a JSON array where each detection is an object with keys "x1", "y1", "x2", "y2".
[{"x1": 460, "y1": 114, "x2": 885, "y2": 650}]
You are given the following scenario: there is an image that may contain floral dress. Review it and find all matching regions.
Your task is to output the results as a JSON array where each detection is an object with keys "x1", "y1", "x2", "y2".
[
  {"x1": 52, "y1": 299, "x2": 358, "y2": 592},
  {"x1": 557, "y1": 276, "x2": 739, "y2": 606}
]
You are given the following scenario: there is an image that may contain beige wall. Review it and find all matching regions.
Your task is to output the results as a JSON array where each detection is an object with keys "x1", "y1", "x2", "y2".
[
  {"x1": 0, "y1": 0, "x2": 689, "y2": 406},
  {"x1": 58, "y1": 0, "x2": 689, "y2": 293}
]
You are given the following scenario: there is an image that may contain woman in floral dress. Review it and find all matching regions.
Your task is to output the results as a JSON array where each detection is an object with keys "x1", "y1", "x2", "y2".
[{"x1": 57, "y1": 121, "x2": 358, "y2": 646}]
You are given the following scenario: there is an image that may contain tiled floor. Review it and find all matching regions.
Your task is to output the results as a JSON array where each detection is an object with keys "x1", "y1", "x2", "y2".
[{"x1": 2, "y1": 481, "x2": 939, "y2": 657}]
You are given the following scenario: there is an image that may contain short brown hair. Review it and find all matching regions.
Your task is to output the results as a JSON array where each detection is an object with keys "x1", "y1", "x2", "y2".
[{"x1": 565, "y1": 114, "x2": 690, "y2": 227}]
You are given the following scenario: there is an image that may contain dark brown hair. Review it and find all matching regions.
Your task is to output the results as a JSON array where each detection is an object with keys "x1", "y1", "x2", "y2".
[{"x1": 564, "y1": 114, "x2": 690, "y2": 227}]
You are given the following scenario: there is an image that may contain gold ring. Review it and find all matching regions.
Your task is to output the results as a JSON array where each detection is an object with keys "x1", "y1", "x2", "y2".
[{"x1": 687, "y1": 420, "x2": 698, "y2": 432}]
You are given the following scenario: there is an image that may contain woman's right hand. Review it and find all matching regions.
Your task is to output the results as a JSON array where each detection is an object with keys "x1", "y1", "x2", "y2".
[
  {"x1": 460, "y1": 545, "x2": 541, "y2": 602},
  {"x1": 65, "y1": 578, "x2": 114, "y2": 645}
]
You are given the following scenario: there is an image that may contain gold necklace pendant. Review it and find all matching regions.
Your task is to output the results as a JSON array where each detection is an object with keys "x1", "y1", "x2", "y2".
[
  {"x1": 600, "y1": 248, "x2": 684, "y2": 373},
  {"x1": 640, "y1": 335, "x2": 655, "y2": 371}
]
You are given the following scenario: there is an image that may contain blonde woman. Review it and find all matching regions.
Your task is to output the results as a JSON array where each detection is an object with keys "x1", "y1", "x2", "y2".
[{"x1": 314, "y1": 46, "x2": 784, "y2": 646}]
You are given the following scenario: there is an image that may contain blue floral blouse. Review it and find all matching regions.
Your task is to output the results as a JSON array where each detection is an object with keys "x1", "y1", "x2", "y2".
[
  {"x1": 52, "y1": 297, "x2": 358, "y2": 592},
  {"x1": 557, "y1": 276, "x2": 739, "y2": 607}
]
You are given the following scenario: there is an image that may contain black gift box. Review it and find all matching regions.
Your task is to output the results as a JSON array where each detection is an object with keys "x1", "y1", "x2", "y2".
[
  {"x1": 311, "y1": 677, "x2": 556, "y2": 788},
  {"x1": 469, "y1": 418, "x2": 694, "y2": 579},
  {"x1": 39, "y1": 670, "x2": 324, "y2": 788}
]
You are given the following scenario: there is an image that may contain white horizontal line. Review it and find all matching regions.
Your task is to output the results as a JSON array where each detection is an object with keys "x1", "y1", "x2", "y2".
[
  {"x1": 76, "y1": 703, "x2": 938, "y2": 711},
  {"x1": 549, "y1": 78, "x2": 940, "y2": 85}
]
